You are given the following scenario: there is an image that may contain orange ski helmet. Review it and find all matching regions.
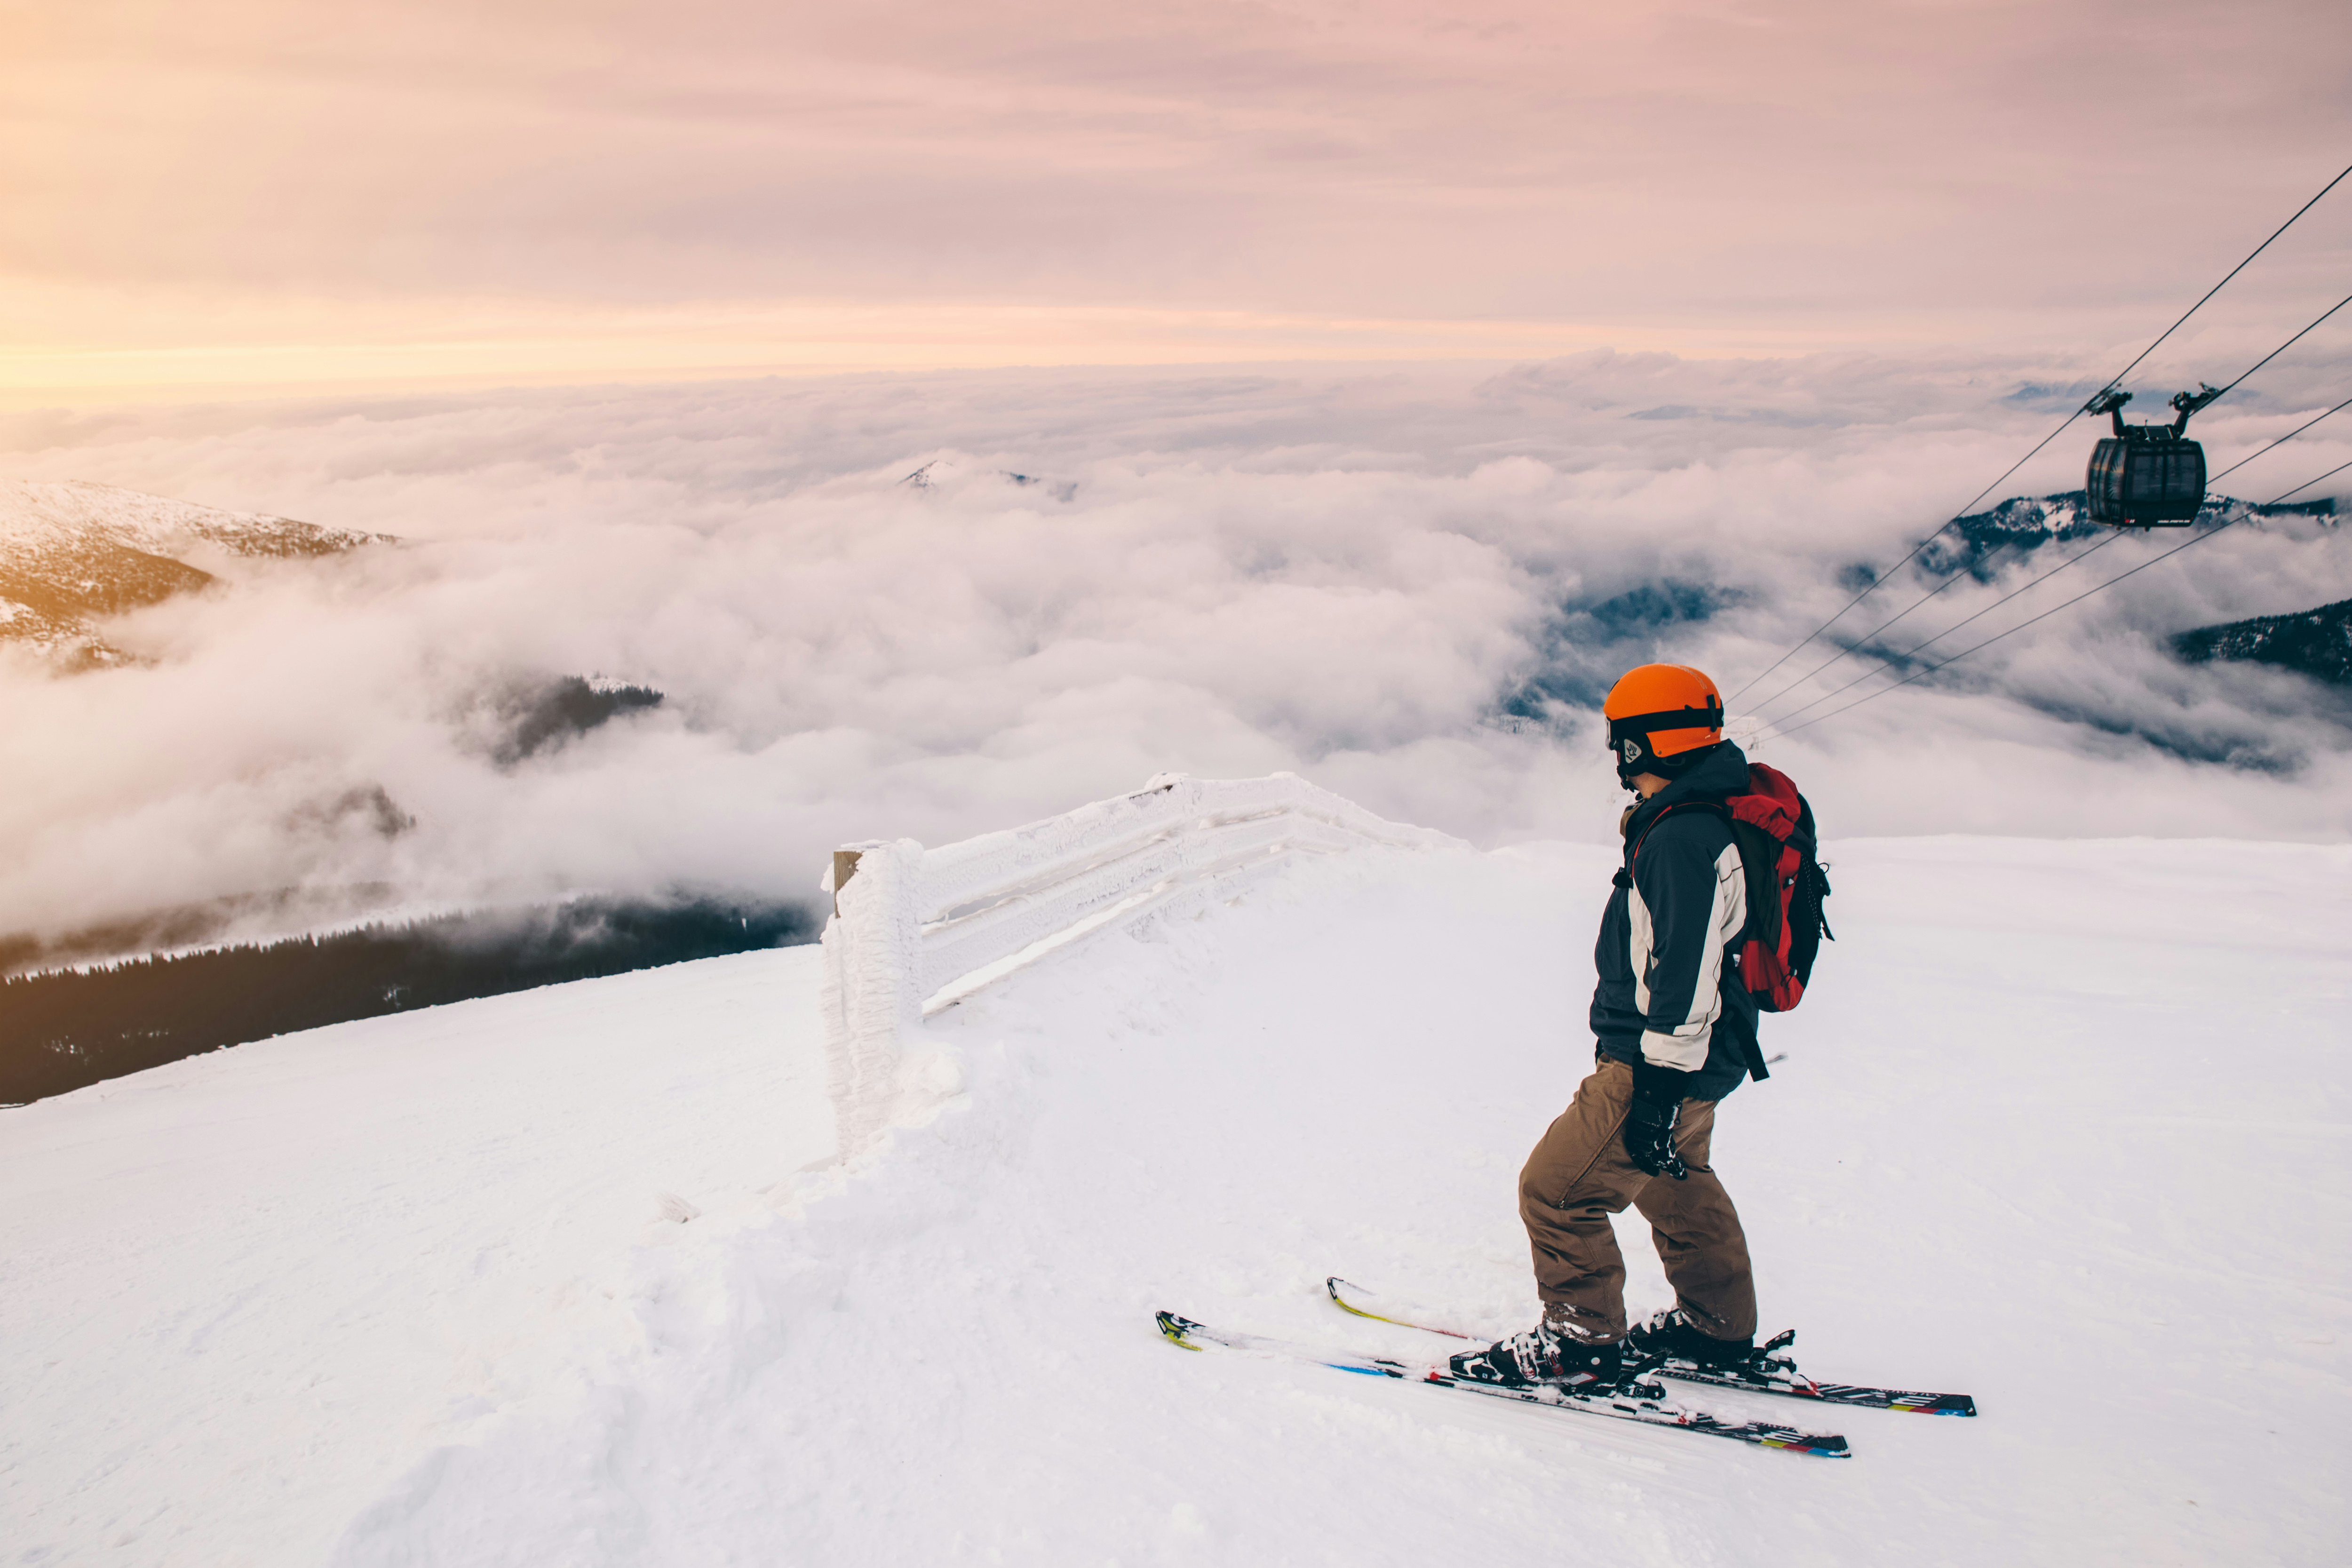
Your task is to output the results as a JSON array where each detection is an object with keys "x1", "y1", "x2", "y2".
[{"x1": 1603, "y1": 663, "x2": 1724, "y2": 785}]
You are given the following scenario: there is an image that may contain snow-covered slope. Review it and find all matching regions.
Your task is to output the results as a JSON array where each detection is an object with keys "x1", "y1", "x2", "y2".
[
  {"x1": 0, "y1": 479, "x2": 383, "y2": 664},
  {"x1": 1, "y1": 948, "x2": 833, "y2": 1564},
  {"x1": 7, "y1": 840, "x2": 2348, "y2": 1565}
]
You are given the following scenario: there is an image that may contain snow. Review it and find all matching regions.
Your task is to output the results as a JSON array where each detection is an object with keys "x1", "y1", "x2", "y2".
[
  {"x1": 820, "y1": 772, "x2": 1467, "y2": 1162},
  {"x1": 1, "y1": 949, "x2": 833, "y2": 1566},
  {"x1": 0, "y1": 478, "x2": 383, "y2": 663},
  {"x1": 0, "y1": 479, "x2": 377, "y2": 560},
  {"x1": 8, "y1": 837, "x2": 2351, "y2": 1564}
]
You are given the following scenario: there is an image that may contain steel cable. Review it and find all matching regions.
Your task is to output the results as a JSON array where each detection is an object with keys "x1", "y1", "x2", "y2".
[
  {"x1": 1724, "y1": 160, "x2": 2352, "y2": 705},
  {"x1": 2210, "y1": 291, "x2": 2352, "y2": 397},
  {"x1": 1761, "y1": 458, "x2": 2352, "y2": 743},
  {"x1": 1755, "y1": 391, "x2": 2352, "y2": 738},
  {"x1": 1721, "y1": 409, "x2": 2081, "y2": 703},
  {"x1": 2098, "y1": 163, "x2": 2352, "y2": 394},
  {"x1": 1756, "y1": 533, "x2": 2125, "y2": 736},
  {"x1": 2206, "y1": 391, "x2": 2352, "y2": 484},
  {"x1": 1743, "y1": 292, "x2": 2352, "y2": 720}
]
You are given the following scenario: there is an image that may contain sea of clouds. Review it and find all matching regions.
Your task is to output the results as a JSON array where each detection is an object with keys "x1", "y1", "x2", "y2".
[{"x1": 2, "y1": 350, "x2": 2347, "y2": 948}]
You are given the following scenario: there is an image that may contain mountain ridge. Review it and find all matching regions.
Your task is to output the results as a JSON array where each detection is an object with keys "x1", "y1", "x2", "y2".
[
  {"x1": 2174, "y1": 596, "x2": 2352, "y2": 687},
  {"x1": 0, "y1": 479, "x2": 389, "y2": 667}
]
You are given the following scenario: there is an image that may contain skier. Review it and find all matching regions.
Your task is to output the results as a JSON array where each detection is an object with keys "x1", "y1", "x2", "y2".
[{"x1": 1452, "y1": 662, "x2": 1765, "y2": 1393}]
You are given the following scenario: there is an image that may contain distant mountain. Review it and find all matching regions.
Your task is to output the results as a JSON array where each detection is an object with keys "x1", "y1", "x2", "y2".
[
  {"x1": 483, "y1": 675, "x2": 666, "y2": 766},
  {"x1": 2173, "y1": 597, "x2": 2352, "y2": 687},
  {"x1": 0, "y1": 479, "x2": 388, "y2": 667},
  {"x1": 1914, "y1": 491, "x2": 2335, "y2": 582}
]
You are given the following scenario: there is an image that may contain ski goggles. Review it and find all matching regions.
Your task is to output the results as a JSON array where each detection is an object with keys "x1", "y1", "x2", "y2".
[{"x1": 1606, "y1": 700, "x2": 1724, "y2": 777}]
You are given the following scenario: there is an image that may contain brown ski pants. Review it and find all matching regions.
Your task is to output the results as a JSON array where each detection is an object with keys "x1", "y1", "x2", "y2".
[{"x1": 1518, "y1": 1056, "x2": 1757, "y2": 1346}]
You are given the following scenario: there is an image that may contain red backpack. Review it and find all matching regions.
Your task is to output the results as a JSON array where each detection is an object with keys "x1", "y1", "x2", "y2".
[
  {"x1": 1713, "y1": 763, "x2": 1834, "y2": 1013},
  {"x1": 1630, "y1": 761, "x2": 1836, "y2": 1013}
]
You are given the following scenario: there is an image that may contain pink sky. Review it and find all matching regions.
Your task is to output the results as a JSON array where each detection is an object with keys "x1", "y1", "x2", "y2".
[{"x1": 4, "y1": 0, "x2": 2348, "y2": 399}]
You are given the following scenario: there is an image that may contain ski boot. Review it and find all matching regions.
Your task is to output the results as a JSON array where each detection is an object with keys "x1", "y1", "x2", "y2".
[
  {"x1": 1624, "y1": 1307, "x2": 1762, "y2": 1370},
  {"x1": 1447, "y1": 1314, "x2": 1654, "y2": 1395}
]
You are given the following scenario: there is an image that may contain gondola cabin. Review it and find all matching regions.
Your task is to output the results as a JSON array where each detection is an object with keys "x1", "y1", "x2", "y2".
[{"x1": 2082, "y1": 386, "x2": 2217, "y2": 526}]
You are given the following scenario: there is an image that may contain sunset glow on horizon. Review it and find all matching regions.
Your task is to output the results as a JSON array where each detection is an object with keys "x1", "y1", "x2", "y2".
[{"x1": 6, "y1": 0, "x2": 2348, "y2": 403}]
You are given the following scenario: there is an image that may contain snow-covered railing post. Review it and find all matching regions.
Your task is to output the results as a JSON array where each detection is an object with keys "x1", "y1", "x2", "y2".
[
  {"x1": 818, "y1": 838, "x2": 924, "y2": 1162},
  {"x1": 816, "y1": 773, "x2": 1465, "y2": 1162}
]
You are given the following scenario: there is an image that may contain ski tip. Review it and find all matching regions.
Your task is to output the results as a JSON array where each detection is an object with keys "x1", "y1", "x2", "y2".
[
  {"x1": 1898, "y1": 1393, "x2": 1978, "y2": 1417},
  {"x1": 1756, "y1": 1431, "x2": 1851, "y2": 1457},
  {"x1": 1326, "y1": 1278, "x2": 1386, "y2": 1322},
  {"x1": 1324, "y1": 1277, "x2": 1476, "y2": 1340},
  {"x1": 1155, "y1": 1311, "x2": 1205, "y2": 1349}
]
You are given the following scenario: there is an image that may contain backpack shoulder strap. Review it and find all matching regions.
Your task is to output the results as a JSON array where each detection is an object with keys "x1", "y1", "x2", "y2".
[
  {"x1": 1633, "y1": 798, "x2": 1780, "y2": 948},
  {"x1": 1627, "y1": 799, "x2": 1727, "y2": 867}
]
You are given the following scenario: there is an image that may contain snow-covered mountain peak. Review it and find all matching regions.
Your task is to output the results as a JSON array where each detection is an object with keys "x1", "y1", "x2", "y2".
[
  {"x1": 0, "y1": 478, "x2": 381, "y2": 558},
  {"x1": 0, "y1": 479, "x2": 388, "y2": 666}
]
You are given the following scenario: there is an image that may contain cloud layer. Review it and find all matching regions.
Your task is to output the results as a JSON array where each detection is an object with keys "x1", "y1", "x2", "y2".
[{"x1": 1, "y1": 351, "x2": 2348, "y2": 948}]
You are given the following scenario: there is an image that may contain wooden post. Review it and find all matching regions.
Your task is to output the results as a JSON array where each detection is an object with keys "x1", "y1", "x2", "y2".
[{"x1": 831, "y1": 849, "x2": 863, "y2": 915}]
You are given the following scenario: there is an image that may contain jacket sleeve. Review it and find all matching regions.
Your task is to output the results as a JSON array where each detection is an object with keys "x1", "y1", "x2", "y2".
[{"x1": 1625, "y1": 815, "x2": 1749, "y2": 1071}]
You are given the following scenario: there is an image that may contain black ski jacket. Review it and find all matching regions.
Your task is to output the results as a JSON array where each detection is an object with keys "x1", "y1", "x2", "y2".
[{"x1": 1589, "y1": 741, "x2": 1760, "y2": 1101}]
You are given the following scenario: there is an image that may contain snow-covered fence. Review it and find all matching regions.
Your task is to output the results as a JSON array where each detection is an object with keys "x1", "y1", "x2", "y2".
[{"x1": 817, "y1": 772, "x2": 1465, "y2": 1159}]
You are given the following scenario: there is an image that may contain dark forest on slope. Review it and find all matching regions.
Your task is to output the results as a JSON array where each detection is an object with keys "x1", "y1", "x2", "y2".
[
  {"x1": 0, "y1": 896, "x2": 816, "y2": 1105},
  {"x1": 2173, "y1": 597, "x2": 2352, "y2": 687}
]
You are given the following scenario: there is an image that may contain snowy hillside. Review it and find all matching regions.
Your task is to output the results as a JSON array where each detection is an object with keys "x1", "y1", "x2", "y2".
[
  {"x1": 1924, "y1": 490, "x2": 2334, "y2": 581},
  {"x1": 0, "y1": 479, "x2": 383, "y2": 665},
  {"x1": 6, "y1": 835, "x2": 2349, "y2": 1565}
]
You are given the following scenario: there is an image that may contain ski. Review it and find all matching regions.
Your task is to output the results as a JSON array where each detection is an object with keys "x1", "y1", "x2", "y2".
[
  {"x1": 1326, "y1": 1278, "x2": 1976, "y2": 1417},
  {"x1": 1155, "y1": 1311, "x2": 1850, "y2": 1457}
]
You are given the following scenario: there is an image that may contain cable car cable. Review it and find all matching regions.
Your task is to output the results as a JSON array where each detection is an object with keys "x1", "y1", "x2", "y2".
[
  {"x1": 2204, "y1": 390, "x2": 2352, "y2": 485},
  {"x1": 1762, "y1": 423, "x2": 2350, "y2": 742},
  {"x1": 1723, "y1": 413, "x2": 2080, "y2": 703},
  {"x1": 1725, "y1": 159, "x2": 2352, "y2": 703},
  {"x1": 1760, "y1": 457, "x2": 2352, "y2": 742},
  {"x1": 1755, "y1": 533, "x2": 2125, "y2": 736},
  {"x1": 2092, "y1": 161, "x2": 2352, "y2": 398},
  {"x1": 1747, "y1": 291, "x2": 2352, "y2": 718},
  {"x1": 2208, "y1": 290, "x2": 2352, "y2": 399},
  {"x1": 1740, "y1": 557, "x2": 1994, "y2": 719},
  {"x1": 1758, "y1": 391, "x2": 2352, "y2": 738}
]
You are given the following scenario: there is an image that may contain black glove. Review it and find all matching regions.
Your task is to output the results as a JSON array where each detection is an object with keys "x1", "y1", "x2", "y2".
[{"x1": 1623, "y1": 1062, "x2": 1693, "y2": 1179}]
